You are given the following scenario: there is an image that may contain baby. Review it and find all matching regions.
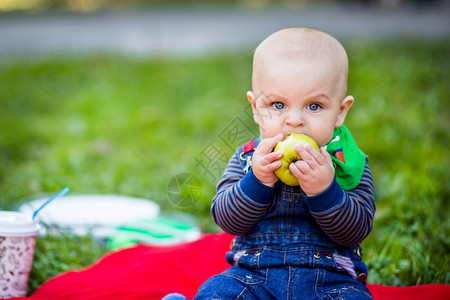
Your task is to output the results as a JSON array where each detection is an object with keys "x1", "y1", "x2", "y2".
[{"x1": 195, "y1": 27, "x2": 376, "y2": 299}]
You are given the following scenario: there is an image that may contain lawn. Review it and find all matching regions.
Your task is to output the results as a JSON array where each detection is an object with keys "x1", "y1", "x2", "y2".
[{"x1": 0, "y1": 38, "x2": 448, "y2": 293}]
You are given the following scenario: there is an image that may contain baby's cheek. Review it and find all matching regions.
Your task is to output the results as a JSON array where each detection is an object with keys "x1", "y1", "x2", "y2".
[{"x1": 315, "y1": 131, "x2": 335, "y2": 148}]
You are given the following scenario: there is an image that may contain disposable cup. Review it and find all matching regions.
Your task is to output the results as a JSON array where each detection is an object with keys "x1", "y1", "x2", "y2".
[{"x1": 0, "y1": 211, "x2": 40, "y2": 298}]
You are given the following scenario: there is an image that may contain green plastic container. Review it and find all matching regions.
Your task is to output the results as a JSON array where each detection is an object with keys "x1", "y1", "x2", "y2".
[{"x1": 107, "y1": 215, "x2": 201, "y2": 249}]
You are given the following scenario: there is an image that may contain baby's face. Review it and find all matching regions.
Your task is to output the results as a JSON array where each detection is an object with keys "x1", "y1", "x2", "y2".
[{"x1": 249, "y1": 56, "x2": 351, "y2": 148}]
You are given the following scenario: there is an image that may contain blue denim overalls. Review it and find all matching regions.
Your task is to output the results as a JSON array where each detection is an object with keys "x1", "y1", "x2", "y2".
[{"x1": 194, "y1": 140, "x2": 373, "y2": 300}]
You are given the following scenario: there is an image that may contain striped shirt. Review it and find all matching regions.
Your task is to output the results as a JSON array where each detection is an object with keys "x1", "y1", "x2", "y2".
[{"x1": 211, "y1": 149, "x2": 376, "y2": 247}]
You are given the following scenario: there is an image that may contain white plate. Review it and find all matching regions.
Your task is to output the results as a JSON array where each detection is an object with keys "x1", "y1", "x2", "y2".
[{"x1": 18, "y1": 195, "x2": 160, "y2": 238}]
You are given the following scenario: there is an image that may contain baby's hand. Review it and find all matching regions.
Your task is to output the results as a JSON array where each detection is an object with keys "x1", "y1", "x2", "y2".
[
  {"x1": 251, "y1": 133, "x2": 284, "y2": 187},
  {"x1": 289, "y1": 144, "x2": 335, "y2": 196}
]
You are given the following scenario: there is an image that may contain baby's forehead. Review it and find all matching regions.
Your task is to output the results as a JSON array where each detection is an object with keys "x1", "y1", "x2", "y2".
[
  {"x1": 255, "y1": 28, "x2": 347, "y2": 65},
  {"x1": 252, "y1": 28, "x2": 349, "y2": 98}
]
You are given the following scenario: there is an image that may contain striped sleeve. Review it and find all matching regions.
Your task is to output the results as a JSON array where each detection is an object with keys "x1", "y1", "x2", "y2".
[
  {"x1": 305, "y1": 161, "x2": 376, "y2": 247},
  {"x1": 211, "y1": 151, "x2": 276, "y2": 236}
]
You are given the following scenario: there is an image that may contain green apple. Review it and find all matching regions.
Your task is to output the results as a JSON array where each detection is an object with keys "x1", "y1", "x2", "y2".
[{"x1": 274, "y1": 132, "x2": 320, "y2": 186}]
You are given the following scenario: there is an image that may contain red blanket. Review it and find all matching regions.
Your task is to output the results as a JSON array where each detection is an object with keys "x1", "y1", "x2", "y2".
[{"x1": 14, "y1": 232, "x2": 449, "y2": 300}]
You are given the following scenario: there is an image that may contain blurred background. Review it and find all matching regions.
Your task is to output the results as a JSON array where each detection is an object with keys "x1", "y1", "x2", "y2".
[
  {"x1": 0, "y1": 0, "x2": 449, "y2": 294},
  {"x1": 0, "y1": 0, "x2": 448, "y2": 11},
  {"x1": 1, "y1": 0, "x2": 449, "y2": 55}
]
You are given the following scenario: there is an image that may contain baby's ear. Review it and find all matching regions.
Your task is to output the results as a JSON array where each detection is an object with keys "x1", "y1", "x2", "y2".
[
  {"x1": 335, "y1": 95, "x2": 354, "y2": 127},
  {"x1": 247, "y1": 91, "x2": 255, "y2": 106},
  {"x1": 247, "y1": 91, "x2": 260, "y2": 125}
]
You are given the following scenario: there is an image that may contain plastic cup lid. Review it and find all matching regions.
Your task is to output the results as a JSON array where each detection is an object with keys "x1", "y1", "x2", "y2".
[{"x1": 0, "y1": 211, "x2": 40, "y2": 237}]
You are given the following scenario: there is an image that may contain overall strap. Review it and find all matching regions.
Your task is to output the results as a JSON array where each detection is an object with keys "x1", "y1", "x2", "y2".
[{"x1": 239, "y1": 138, "x2": 260, "y2": 173}]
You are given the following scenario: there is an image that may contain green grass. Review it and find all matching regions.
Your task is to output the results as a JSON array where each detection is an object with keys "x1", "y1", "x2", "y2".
[{"x1": 0, "y1": 38, "x2": 449, "y2": 293}]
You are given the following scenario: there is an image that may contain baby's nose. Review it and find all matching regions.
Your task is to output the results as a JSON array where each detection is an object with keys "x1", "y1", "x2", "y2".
[{"x1": 285, "y1": 110, "x2": 305, "y2": 127}]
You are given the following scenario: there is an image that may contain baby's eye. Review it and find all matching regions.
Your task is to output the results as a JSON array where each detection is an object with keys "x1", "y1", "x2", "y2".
[
  {"x1": 308, "y1": 103, "x2": 321, "y2": 111},
  {"x1": 273, "y1": 102, "x2": 285, "y2": 110}
]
